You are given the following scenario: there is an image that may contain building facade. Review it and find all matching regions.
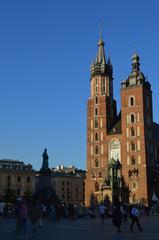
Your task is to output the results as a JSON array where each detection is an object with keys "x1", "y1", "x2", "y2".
[
  {"x1": 0, "y1": 159, "x2": 36, "y2": 198},
  {"x1": 52, "y1": 165, "x2": 86, "y2": 204},
  {"x1": 85, "y1": 33, "x2": 159, "y2": 206}
]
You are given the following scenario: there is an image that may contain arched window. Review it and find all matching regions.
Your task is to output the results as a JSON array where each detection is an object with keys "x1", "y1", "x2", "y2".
[
  {"x1": 94, "y1": 119, "x2": 98, "y2": 129},
  {"x1": 130, "y1": 127, "x2": 135, "y2": 137},
  {"x1": 130, "y1": 113, "x2": 135, "y2": 123},
  {"x1": 95, "y1": 96, "x2": 98, "y2": 104},
  {"x1": 131, "y1": 141, "x2": 136, "y2": 151},
  {"x1": 95, "y1": 133, "x2": 98, "y2": 141},
  {"x1": 95, "y1": 108, "x2": 98, "y2": 116},
  {"x1": 95, "y1": 159, "x2": 99, "y2": 167},
  {"x1": 131, "y1": 155, "x2": 136, "y2": 165},
  {"x1": 95, "y1": 146, "x2": 99, "y2": 155},
  {"x1": 129, "y1": 96, "x2": 135, "y2": 106}
]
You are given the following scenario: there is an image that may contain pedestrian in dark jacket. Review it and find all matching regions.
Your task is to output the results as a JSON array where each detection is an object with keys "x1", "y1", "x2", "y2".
[{"x1": 112, "y1": 199, "x2": 122, "y2": 232}]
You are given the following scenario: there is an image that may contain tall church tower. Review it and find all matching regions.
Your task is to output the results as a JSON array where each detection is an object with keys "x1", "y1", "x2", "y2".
[{"x1": 85, "y1": 32, "x2": 117, "y2": 206}]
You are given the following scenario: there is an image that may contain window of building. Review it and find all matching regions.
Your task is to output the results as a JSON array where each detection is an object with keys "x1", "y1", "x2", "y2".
[
  {"x1": 76, "y1": 194, "x2": 78, "y2": 199},
  {"x1": 129, "y1": 96, "x2": 135, "y2": 106},
  {"x1": 62, "y1": 194, "x2": 65, "y2": 199},
  {"x1": 95, "y1": 159, "x2": 99, "y2": 168},
  {"x1": 130, "y1": 127, "x2": 135, "y2": 137},
  {"x1": 95, "y1": 108, "x2": 98, "y2": 116},
  {"x1": 95, "y1": 133, "x2": 98, "y2": 141},
  {"x1": 131, "y1": 141, "x2": 136, "y2": 151},
  {"x1": 101, "y1": 78, "x2": 106, "y2": 94},
  {"x1": 17, "y1": 176, "x2": 21, "y2": 182},
  {"x1": 27, "y1": 176, "x2": 30, "y2": 183},
  {"x1": 94, "y1": 119, "x2": 98, "y2": 129},
  {"x1": 130, "y1": 113, "x2": 135, "y2": 123},
  {"x1": 67, "y1": 181, "x2": 69, "y2": 186},
  {"x1": 62, "y1": 181, "x2": 65, "y2": 185},
  {"x1": 131, "y1": 155, "x2": 136, "y2": 165},
  {"x1": 95, "y1": 79, "x2": 98, "y2": 93},
  {"x1": 95, "y1": 145, "x2": 99, "y2": 155},
  {"x1": 95, "y1": 96, "x2": 98, "y2": 104}
]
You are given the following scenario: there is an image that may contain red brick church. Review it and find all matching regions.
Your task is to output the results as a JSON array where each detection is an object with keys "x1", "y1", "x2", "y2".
[{"x1": 85, "y1": 32, "x2": 159, "y2": 206}]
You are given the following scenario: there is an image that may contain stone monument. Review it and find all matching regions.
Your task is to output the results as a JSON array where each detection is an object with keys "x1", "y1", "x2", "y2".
[{"x1": 37, "y1": 148, "x2": 53, "y2": 200}]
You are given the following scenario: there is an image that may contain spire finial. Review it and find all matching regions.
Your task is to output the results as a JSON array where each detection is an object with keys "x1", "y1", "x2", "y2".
[{"x1": 100, "y1": 23, "x2": 103, "y2": 39}]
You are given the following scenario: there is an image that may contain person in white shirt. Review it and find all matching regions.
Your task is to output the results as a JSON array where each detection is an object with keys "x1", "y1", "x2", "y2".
[
  {"x1": 130, "y1": 205, "x2": 143, "y2": 231},
  {"x1": 98, "y1": 203, "x2": 106, "y2": 224}
]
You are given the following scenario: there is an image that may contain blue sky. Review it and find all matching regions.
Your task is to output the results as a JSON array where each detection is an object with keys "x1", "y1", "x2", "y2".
[{"x1": 0, "y1": 0, "x2": 159, "y2": 170}]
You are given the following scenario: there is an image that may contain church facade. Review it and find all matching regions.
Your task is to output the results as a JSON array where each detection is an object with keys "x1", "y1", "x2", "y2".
[{"x1": 85, "y1": 33, "x2": 159, "y2": 206}]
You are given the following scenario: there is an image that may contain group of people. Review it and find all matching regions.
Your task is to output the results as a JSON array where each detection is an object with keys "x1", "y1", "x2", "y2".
[{"x1": 99, "y1": 198, "x2": 143, "y2": 233}]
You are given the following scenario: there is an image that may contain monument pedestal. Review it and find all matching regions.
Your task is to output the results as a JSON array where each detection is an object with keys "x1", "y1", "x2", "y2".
[{"x1": 37, "y1": 169, "x2": 54, "y2": 201}]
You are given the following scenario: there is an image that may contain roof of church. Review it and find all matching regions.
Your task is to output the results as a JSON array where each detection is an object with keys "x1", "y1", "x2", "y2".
[{"x1": 108, "y1": 111, "x2": 122, "y2": 135}]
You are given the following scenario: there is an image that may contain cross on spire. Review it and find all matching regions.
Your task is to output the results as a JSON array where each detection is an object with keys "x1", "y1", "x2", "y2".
[{"x1": 100, "y1": 23, "x2": 103, "y2": 39}]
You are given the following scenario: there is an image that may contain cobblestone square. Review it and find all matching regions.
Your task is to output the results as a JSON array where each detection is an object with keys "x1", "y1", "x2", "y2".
[{"x1": 0, "y1": 216, "x2": 159, "y2": 240}]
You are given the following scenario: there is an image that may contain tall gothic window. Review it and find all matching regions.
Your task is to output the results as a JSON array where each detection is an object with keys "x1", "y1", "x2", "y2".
[
  {"x1": 101, "y1": 78, "x2": 106, "y2": 94},
  {"x1": 94, "y1": 119, "x2": 98, "y2": 129},
  {"x1": 95, "y1": 108, "x2": 98, "y2": 116},
  {"x1": 95, "y1": 159, "x2": 99, "y2": 167},
  {"x1": 129, "y1": 96, "x2": 135, "y2": 106},
  {"x1": 95, "y1": 96, "x2": 98, "y2": 104},
  {"x1": 131, "y1": 155, "x2": 136, "y2": 165},
  {"x1": 95, "y1": 145, "x2": 99, "y2": 155},
  {"x1": 95, "y1": 133, "x2": 98, "y2": 141},
  {"x1": 130, "y1": 127, "x2": 135, "y2": 137},
  {"x1": 131, "y1": 141, "x2": 136, "y2": 151},
  {"x1": 130, "y1": 113, "x2": 135, "y2": 123}
]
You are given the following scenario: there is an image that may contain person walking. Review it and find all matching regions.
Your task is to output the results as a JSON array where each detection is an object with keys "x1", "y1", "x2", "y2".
[
  {"x1": 29, "y1": 201, "x2": 41, "y2": 234},
  {"x1": 98, "y1": 203, "x2": 106, "y2": 224},
  {"x1": 112, "y1": 199, "x2": 122, "y2": 232},
  {"x1": 130, "y1": 205, "x2": 143, "y2": 232},
  {"x1": 19, "y1": 200, "x2": 28, "y2": 239}
]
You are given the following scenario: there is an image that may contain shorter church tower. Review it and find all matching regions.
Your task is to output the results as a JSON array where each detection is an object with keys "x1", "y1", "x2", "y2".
[{"x1": 121, "y1": 53, "x2": 154, "y2": 204}]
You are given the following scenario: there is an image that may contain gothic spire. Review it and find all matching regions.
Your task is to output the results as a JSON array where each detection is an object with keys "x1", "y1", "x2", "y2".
[{"x1": 90, "y1": 25, "x2": 112, "y2": 77}]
